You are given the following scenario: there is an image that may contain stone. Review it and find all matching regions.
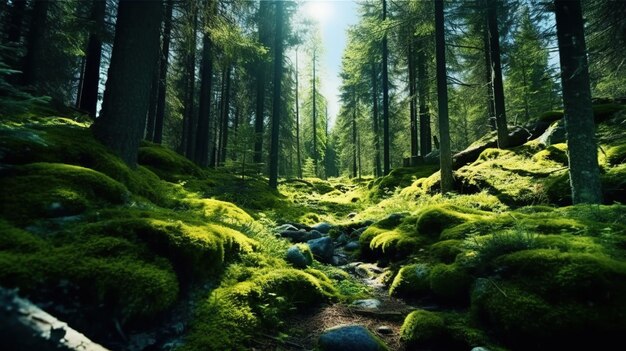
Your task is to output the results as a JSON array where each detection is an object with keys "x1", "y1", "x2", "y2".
[
  {"x1": 307, "y1": 237, "x2": 334, "y2": 264},
  {"x1": 285, "y1": 245, "x2": 312, "y2": 268},
  {"x1": 347, "y1": 212, "x2": 358, "y2": 219},
  {"x1": 332, "y1": 255, "x2": 349, "y2": 266},
  {"x1": 274, "y1": 223, "x2": 298, "y2": 232},
  {"x1": 318, "y1": 325, "x2": 388, "y2": 351},
  {"x1": 312, "y1": 222, "x2": 333, "y2": 234},
  {"x1": 537, "y1": 119, "x2": 566, "y2": 146},
  {"x1": 280, "y1": 230, "x2": 322, "y2": 243},
  {"x1": 351, "y1": 299, "x2": 381, "y2": 309},
  {"x1": 424, "y1": 150, "x2": 440, "y2": 164},
  {"x1": 376, "y1": 326, "x2": 393, "y2": 335},
  {"x1": 471, "y1": 348, "x2": 491, "y2": 351},
  {"x1": 336, "y1": 233, "x2": 350, "y2": 245},
  {"x1": 344, "y1": 241, "x2": 359, "y2": 251},
  {"x1": 351, "y1": 227, "x2": 367, "y2": 237}
]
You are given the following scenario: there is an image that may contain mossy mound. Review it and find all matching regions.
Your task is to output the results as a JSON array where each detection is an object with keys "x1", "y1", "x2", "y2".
[
  {"x1": 359, "y1": 215, "x2": 424, "y2": 261},
  {"x1": 429, "y1": 263, "x2": 472, "y2": 303},
  {"x1": 389, "y1": 263, "x2": 431, "y2": 297},
  {"x1": 138, "y1": 142, "x2": 204, "y2": 181},
  {"x1": 368, "y1": 165, "x2": 439, "y2": 200},
  {"x1": 544, "y1": 164, "x2": 626, "y2": 205},
  {"x1": 400, "y1": 309, "x2": 446, "y2": 347},
  {"x1": 415, "y1": 204, "x2": 492, "y2": 238},
  {"x1": 532, "y1": 143, "x2": 568, "y2": 165},
  {"x1": 429, "y1": 239, "x2": 463, "y2": 263},
  {"x1": 0, "y1": 162, "x2": 128, "y2": 224}
]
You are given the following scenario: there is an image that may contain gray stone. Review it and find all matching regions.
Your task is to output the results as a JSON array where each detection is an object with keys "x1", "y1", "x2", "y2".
[
  {"x1": 471, "y1": 348, "x2": 491, "y2": 351},
  {"x1": 376, "y1": 325, "x2": 393, "y2": 335},
  {"x1": 347, "y1": 212, "x2": 358, "y2": 219},
  {"x1": 274, "y1": 224, "x2": 298, "y2": 232},
  {"x1": 538, "y1": 119, "x2": 566, "y2": 146},
  {"x1": 424, "y1": 149, "x2": 440, "y2": 164},
  {"x1": 332, "y1": 255, "x2": 349, "y2": 266},
  {"x1": 285, "y1": 245, "x2": 312, "y2": 268},
  {"x1": 280, "y1": 230, "x2": 322, "y2": 243},
  {"x1": 351, "y1": 227, "x2": 367, "y2": 237},
  {"x1": 318, "y1": 325, "x2": 388, "y2": 351},
  {"x1": 351, "y1": 299, "x2": 381, "y2": 309},
  {"x1": 307, "y1": 237, "x2": 334, "y2": 263},
  {"x1": 344, "y1": 241, "x2": 360, "y2": 251},
  {"x1": 312, "y1": 222, "x2": 333, "y2": 234},
  {"x1": 336, "y1": 233, "x2": 350, "y2": 245}
]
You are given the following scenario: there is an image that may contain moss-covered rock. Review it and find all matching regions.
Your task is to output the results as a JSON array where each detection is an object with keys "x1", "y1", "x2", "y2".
[
  {"x1": 138, "y1": 142, "x2": 203, "y2": 181},
  {"x1": 532, "y1": 143, "x2": 568, "y2": 165},
  {"x1": 389, "y1": 263, "x2": 430, "y2": 297},
  {"x1": 429, "y1": 239, "x2": 463, "y2": 263},
  {"x1": 368, "y1": 165, "x2": 439, "y2": 200},
  {"x1": 429, "y1": 263, "x2": 472, "y2": 303},
  {"x1": 545, "y1": 165, "x2": 626, "y2": 205},
  {"x1": 416, "y1": 205, "x2": 489, "y2": 238},
  {"x1": 606, "y1": 144, "x2": 626, "y2": 165},
  {"x1": 0, "y1": 162, "x2": 128, "y2": 224},
  {"x1": 400, "y1": 309, "x2": 446, "y2": 347}
]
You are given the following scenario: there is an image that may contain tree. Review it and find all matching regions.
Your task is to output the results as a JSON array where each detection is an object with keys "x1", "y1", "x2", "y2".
[
  {"x1": 92, "y1": 0, "x2": 163, "y2": 167},
  {"x1": 181, "y1": 2, "x2": 198, "y2": 159},
  {"x1": 486, "y1": 0, "x2": 508, "y2": 148},
  {"x1": 269, "y1": 0, "x2": 285, "y2": 189},
  {"x1": 434, "y1": 0, "x2": 453, "y2": 193},
  {"x1": 153, "y1": 0, "x2": 174, "y2": 144},
  {"x1": 22, "y1": 0, "x2": 49, "y2": 89},
  {"x1": 295, "y1": 47, "x2": 302, "y2": 178},
  {"x1": 382, "y1": 0, "x2": 390, "y2": 175},
  {"x1": 253, "y1": 0, "x2": 271, "y2": 165},
  {"x1": 195, "y1": 0, "x2": 215, "y2": 167},
  {"x1": 77, "y1": 0, "x2": 106, "y2": 118},
  {"x1": 554, "y1": 0, "x2": 602, "y2": 204}
]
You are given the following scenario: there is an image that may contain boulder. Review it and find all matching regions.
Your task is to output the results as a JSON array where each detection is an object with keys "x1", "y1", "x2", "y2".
[
  {"x1": 312, "y1": 222, "x2": 333, "y2": 234},
  {"x1": 285, "y1": 245, "x2": 313, "y2": 268},
  {"x1": 274, "y1": 223, "x2": 298, "y2": 232},
  {"x1": 347, "y1": 212, "x2": 358, "y2": 219},
  {"x1": 280, "y1": 230, "x2": 322, "y2": 243},
  {"x1": 318, "y1": 325, "x2": 388, "y2": 351},
  {"x1": 376, "y1": 326, "x2": 393, "y2": 335},
  {"x1": 351, "y1": 227, "x2": 367, "y2": 237},
  {"x1": 344, "y1": 241, "x2": 360, "y2": 251},
  {"x1": 351, "y1": 299, "x2": 382, "y2": 309},
  {"x1": 307, "y1": 237, "x2": 334, "y2": 264}
]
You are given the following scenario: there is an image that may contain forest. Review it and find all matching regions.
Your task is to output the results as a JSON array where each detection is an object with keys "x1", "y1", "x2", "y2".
[{"x1": 0, "y1": 0, "x2": 625, "y2": 350}]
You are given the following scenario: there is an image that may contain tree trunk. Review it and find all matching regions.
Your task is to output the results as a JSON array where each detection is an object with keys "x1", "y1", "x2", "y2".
[
  {"x1": 408, "y1": 40, "x2": 419, "y2": 165},
  {"x1": 554, "y1": 0, "x2": 602, "y2": 204},
  {"x1": 434, "y1": 0, "x2": 453, "y2": 193},
  {"x1": 195, "y1": 29, "x2": 214, "y2": 167},
  {"x1": 382, "y1": 0, "x2": 390, "y2": 175},
  {"x1": 295, "y1": 49, "x2": 302, "y2": 179},
  {"x1": 92, "y1": 0, "x2": 162, "y2": 167},
  {"x1": 78, "y1": 0, "x2": 106, "y2": 118},
  {"x1": 312, "y1": 49, "x2": 318, "y2": 177},
  {"x1": 269, "y1": 0, "x2": 284, "y2": 189},
  {"x1": 487, "y1": 0, "x2": 508, "y2": 148},
  {"x1": 145, "y1": 65, "x2": 160, "y2": 140},
  {"x1": 417, "y1": 44, "x2": 432, "y2": 156},
  {"x1": 153, "y1": 0, "x2": 174, "y2": 144},
  {"x1": 371, "y1": 62, "x2": 382, "y2": 177},
  {"x1": 220, "y1": 65, "x2": 232, "y2": 165},
  {"x1": 254, "y1": 0, "x2": 270, "y2": 166},
  {"x1": 483, "y1": 23, "x2": 496, "y2": 130},
  {"x1": 22, "y1": 0, "x2": 49, "y2": 88},
  {"x1": 5, "y1": 0, "x2": 26, "y2": 44},
  {"x1": 352, "y1": 92, "x2": 358, "y2": 179},
  {"x1": 182, "y1": 4, "x2": 198, "y2": 159}
]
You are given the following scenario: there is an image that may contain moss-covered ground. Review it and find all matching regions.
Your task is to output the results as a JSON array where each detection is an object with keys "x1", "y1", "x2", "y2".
[{"x1": 1, "y1": 106, "x2": 625, "y2": 350}]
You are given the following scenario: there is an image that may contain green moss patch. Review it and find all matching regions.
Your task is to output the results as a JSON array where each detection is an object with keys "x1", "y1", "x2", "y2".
[
  {"x1": 138, "y1": 142, "x2": 204, "y2": 181},
  {"x1": 368, "y1": 165, "x2": 439, "y2": 200},
  {"x1": 389, "y1": 263, "x2": 431, "y2": 297},
  {"x1": 400, "y1": 309, "x2": 446, "y2": 346}
]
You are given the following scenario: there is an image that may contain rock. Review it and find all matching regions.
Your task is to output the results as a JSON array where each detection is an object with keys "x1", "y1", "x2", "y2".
[
  {"x1": 312, "y1": 222, "x2": 332, "y2": 234},
  {"x1": 319, "y1": 325, "x2": 388, "y2": 351},
  {"x1": 332, "y1": 255, "x2": 349, "y2": 266},
  {"x1": 347, "y1": 212, "x2": 358, "y2": 219},
  {"x1": 376, "y1": 326, "x2": 393, "y2": 335},
  {"x1": 351, "y1": 227, "x2": 367, "y2": 237},
  {"x1": 424, "y1": 149, "x2": 440, "y2": 164},
  {"x1": 274, "y1": 223, "x2": 298, "y2": 232},
  {"x1": 537, "y1": 119, "x2": 566, "y2": 146},
  {"x1": 336, "y1": 233, "x2": 350, "y2": 245},
  {"x1": 307, "y1": 237, "x2": 334, "y2": 263},
  {"x1": 280, "y1": 230, "x2": 322, "y2": 243},
  {"x1": 285, "y1": 245, "x2": 313, "y2": 268},
  {"x1": 355, "y1": 266, "x2": 373, "y2": 278},
  {"x1": 351, "y1": 299, "x2": 381, "y2": 309},
  {"x1": 471, "y1": 348, "x2": 491, "y2": 351},
  {"x1": 344, "y1": 241, "x2": 359, "y2": 251}
]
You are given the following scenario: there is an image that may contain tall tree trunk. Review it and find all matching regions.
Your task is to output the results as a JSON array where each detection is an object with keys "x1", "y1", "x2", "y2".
[
  {"x1": 371, "y1": 62, "x2": 382, "y2": 177},
  {"x1": 254, "y1": 0, "x2": 270, "y2": 165},
  {"x1": 434, "y1": 0, "x2": 453, "y2": 193},
  {"x1": 182, "y1": 4, "x2": 198, "y2": 159},
  {"x1": 92, "y1": 0, "x2": 162, "y2": 167},
  {"x1": 408, "y1": 40, "x2": 419, "y2": 165},
  {"x1": 295, "y1": 49, "x2": 302, "y2": 179},
  {"x1": 554, "y1": 0, "x2": 602, "y2": 204},
  {"x1": 417, "y1": 45, "x2": 432, "y2": 156},
  {"x1": 312, "y1": 49, "x2": 318, "y2": 177},
  {"x1": 483, "y1": 23, "x2": 496, "y2": 130},
  {"x1": 79, "y1": 0, "x2": 106, "y2": 118},
  {"x1": 22, "y1": 0, "x2": 49, "y2": 88},
  {"x1": 382, "y1": 0, "x2": 390, "y2": 175},
  {"x1": 352, "y1": 92, "x2": 357, "y2": 179},
  {"x1": 487, "y1": 0, "x2": 508, "y2": 148},
  {"x1": 195, "y1": 28, "x2": 214, "y2": 167},
  {"x1": 145, "y1": 65, "x2": 160, "y2": 140},
  {"x1": 5, "y1": 0, "x2": 26, "y2": 44},
  {"x1": 269, "y1": 0, "x2": 284, "y2": 189},
  {"x1": 220, "y1": 65, "x2": 232, "y2": 165},
  {"x1": 154, "y1": 0, "x2": 174, "y2": 144}
]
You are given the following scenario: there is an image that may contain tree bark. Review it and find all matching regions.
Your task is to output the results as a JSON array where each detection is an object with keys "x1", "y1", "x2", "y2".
[
  {"x1": 145, "y1": 64, "x2": 160, "y2": 140},
  {"x1": 254, "y1": 0, "x2": 270, "y2": 165},
  {"x1": 269, "y1": 0, "x2": 284, "y2": 189},
  {"x1": 182, "y1": 4, "x2": 198, "y2": 159},
  {"x1": 434, "y1": 0, "x2": 453, "y2": 193},
  {"x1": 92, "y1": 0, "x2": 163, "y2": 167},
  {"x1": 371, "y1": 62, "x2": 382, "y2": 177},
  {"x1": 220, "y1": 65, "x2": 232, "y2": 165},
  {"x1": 5, "y1": 0, "x2": 26, "y2": 44},
  {"x1": 79, "y1": 0, "x2": 106, "y2": 119},
  {"x1": 352, "y1": 91, "x2": 358, "y2": 178},
  {"x1": 554, "y1": 0, "x2": 603, "y2": 204},
  {"x1": 382, "y1": 0, "x2": 390, "y2": 175},
  {"x1": 312, "y1": 48, "x2": 318, "y2": 176},
  {"x1": 195, "y1": 27, "x2": 214, "y2": 167},
  {"x1": 153, "y1": 0, "x2": 174, "y2": 144},
  {"x1": 417, "y1": 44, "x2": 432, "y2": 156},
  {"x1": 295, "y1": 49, "x2": 302, "y2": 179},
  {"x1": 22, "y1": 0, "x2": 49, "y2": 88},
  {"x1": 483, "y1": 22, "x2": 496, "y2": 130},
  {"x1": 408, "y1": 40, "x2": 419, "y2": 165},
  {"x1": 487, "y1": 0, "x2": 509, "y2": 148}
]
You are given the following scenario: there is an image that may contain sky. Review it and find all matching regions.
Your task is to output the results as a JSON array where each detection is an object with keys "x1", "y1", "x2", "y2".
[{"x1": 296, "y1": 0, "x2": 359, "y2": 127}]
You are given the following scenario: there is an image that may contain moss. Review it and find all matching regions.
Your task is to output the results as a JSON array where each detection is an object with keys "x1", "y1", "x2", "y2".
[
  {"x1": 369, "y1": 165, "x2": 439, "y2": 199},
  {"x1": 429, "y1": 240, "x2": 463, "y2": 263},
  {"x1": 416, "y1": 205, "x2": 489, "y2": 238},
  {"x1": 440, "y1": 216, "x2": 513, "y2": 240},
  {"x1": 182, "y1": 268, "x2": 337, "y2": 350},
  {"x1": 184, "y1": 198, "x2": 254, "y2": 226},
  {"x1": 545, "y1": 165, "x2": 626, "y2": 205},
  {"x1": 0, "y1": 162, "x2": 128, "y2": 224},
  {"x1": 532, "y1": 143, "x2": 568, "y2": 165},
  {"x1": 606, "y1": 144, "x2": 626, "y2": 165},
  {"x1": 400, "y1": 309, "x2": 446, "y2": 346},
  {"x1": 138, "y1": 142, "x2": 203, "y2": 181},
  {"x1": 389, "y1": 263, "x2": 430, "y2": 297},
  {"x1": 429, "y1": 263, "x2": 472, "y2": 303}
]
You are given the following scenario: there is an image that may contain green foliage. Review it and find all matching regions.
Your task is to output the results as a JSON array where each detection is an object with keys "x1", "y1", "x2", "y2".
[
  {"x1": 416, "y1": 204, "x2": 490, "y2": 238},
  {"x1": 429, "y1": 263, "x2": 472, "y2": 302},
  {"x1": 400, "y1": 309, "x2": 446, "y2": 346},
  {"x1": 138, "y1": 142, "x2": 204, "y2": 181},
  {"x1": 389, "y1": 263, "x2": 430, "y2": 297},
  {"x1": 368, "y1": 165, "x2": 439, "y2": 200},
  {"x1": 429, "y1": 239, "x2": 463, "y2": 263}
]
